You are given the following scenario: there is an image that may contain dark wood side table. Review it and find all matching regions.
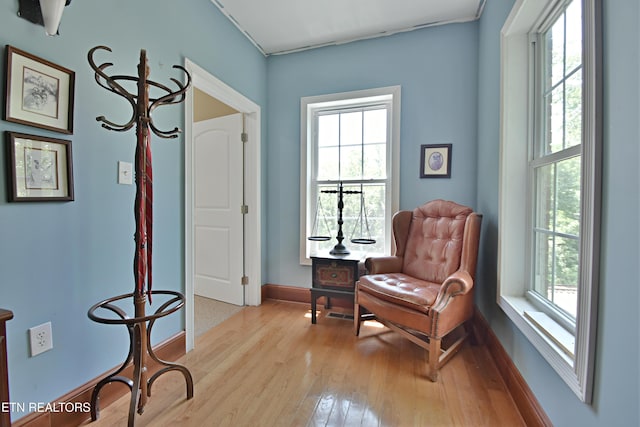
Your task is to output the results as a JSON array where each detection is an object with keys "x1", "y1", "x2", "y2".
[
  {"x1": 1, "y1": 309, "x2": 13, "y2": 427},
  {"x1": 310, "y1": 252, "x2": 365, "y2": 324}
]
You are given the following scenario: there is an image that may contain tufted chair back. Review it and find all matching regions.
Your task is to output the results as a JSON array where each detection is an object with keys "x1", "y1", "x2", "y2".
[{"x1": 400, "y1": 200, "x2": 473, "y2": 284}]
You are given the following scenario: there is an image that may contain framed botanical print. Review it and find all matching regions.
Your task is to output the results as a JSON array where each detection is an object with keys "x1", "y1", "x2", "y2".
[
  {"x1": 4, "y1": 45, "x2": 75, "y2": 134},
  {"x1": 5, "y1": 132, "x2": 74, "y2": 202}
]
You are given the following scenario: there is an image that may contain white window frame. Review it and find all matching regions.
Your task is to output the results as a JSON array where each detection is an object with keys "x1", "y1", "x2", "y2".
[
  {"x1": 498, "y1": 0, "x2": 601, "y2": 403},
  {"x1": 300, "y1": 86, "x2": 401, "y2": 265}
]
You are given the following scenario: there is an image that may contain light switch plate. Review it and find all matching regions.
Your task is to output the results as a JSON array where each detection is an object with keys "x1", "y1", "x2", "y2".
[{"x1": 118, "y1": 161, "x2": 133, "y2": 185}]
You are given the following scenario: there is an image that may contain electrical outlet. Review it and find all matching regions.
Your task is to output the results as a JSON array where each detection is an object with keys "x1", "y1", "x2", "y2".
[{"x1": 29, "y1": 322, "x2": 53, "y2": 357}]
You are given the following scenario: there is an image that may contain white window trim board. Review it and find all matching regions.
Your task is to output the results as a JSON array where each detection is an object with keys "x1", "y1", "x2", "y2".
[{"x1": 299, "y1": 86, "x2": 401, "y2": 265}]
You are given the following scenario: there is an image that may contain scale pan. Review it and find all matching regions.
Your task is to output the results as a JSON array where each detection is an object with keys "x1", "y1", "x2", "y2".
[
  {"x1": 351, "y1": 238, "x2": 376, "y2": 244},
  {"x1": 308, "y1": 236, "x2": 331, "y2": 241}
]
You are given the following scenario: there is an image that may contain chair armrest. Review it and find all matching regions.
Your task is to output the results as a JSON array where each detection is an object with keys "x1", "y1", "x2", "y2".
[
  {"x1": 364, "y1": 256, "x2": 403, "y2": 274},
  {"x1": 431, "y1": 270, "x2": 473, "y2": 313}
]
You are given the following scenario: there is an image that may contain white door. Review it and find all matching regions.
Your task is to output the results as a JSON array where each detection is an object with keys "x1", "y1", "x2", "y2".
[{"x1": 193, "y1": 113, "x2": 244, "y2": 305}]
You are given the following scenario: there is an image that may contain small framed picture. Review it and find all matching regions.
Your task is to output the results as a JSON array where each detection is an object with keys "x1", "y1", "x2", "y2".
[
  {"x1": 5, "y1": 132, "x2": 74, "y2": 202},
  {"x1": 4, "y1": 45, "x2": 75, "y2": 134},
  {"x1": 420, "y1": 144, "x2": 452, "y2": 178}
]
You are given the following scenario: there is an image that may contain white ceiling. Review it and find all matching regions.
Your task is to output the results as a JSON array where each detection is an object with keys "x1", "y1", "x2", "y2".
[{"x1": 211, "y1": 0, "x2": 485, "y2": 56}]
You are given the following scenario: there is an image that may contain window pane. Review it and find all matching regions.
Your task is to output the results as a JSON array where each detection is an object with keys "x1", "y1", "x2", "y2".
[
  {"x1": 534, "y1": 158, "x2": 581, "y2": 245},
  {"x1": 546, "y1": 12, "x2": 565, "y2": 88},
  {"x1": 565, "y1": 0, "x2": 582, "y2": 74},
  {"x1": 340, "y1": 144, "x2": 363, "y2": 180},
  {"x1": 533, "y1": 231, "x2": 554, "y2": 298},
  {"x1": 350, "y1": 183, "x2": 386, "y2": 255},
  {"x1": 318, "y1": 115, "x2": 339, "y2": 147},
  {"x1": 534, "y1": 163, "x2": 555, "y2": 230},
  {"x1": 545, "y1": 86, "x2": 565, "y2": 154},
  {"x1": 565, "y1": 71, "x2": 582, "y2": 149},
  {"x1": 363, "y1": 109, "x2": 387, "y2": 144},
  {"x1": 341, "y1": 183, "x2": 362, "y2": 227},
  {"x1": 317, "y1": 146, "x2": 339, "y2": 180},
  {"x1": 556, "y1": 156, "x2": 581, "y2": 236},
  {"x1": 553, "y1": 235, "x2": 579, "y2": 317},
  {"x1": 363, "y1": 143, "x2": 386, "y2": 179},
  {"x1": 340, "y1": 111, "x2": 363, "y2": 148},
  {"x1": 309, "y1": 183, "x2": 340, "y2": 254},
  {"x1": 533, "y1": 231, "x2": 579, "y2": 318},
  {"x1": 363, "y1": 184, "x2": 385, "y2": 254}
]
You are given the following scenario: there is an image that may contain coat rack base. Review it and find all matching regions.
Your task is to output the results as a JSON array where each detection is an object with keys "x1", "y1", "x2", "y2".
[{"x1": 87, "y1": 290, "x2": 193, "y2": 427}]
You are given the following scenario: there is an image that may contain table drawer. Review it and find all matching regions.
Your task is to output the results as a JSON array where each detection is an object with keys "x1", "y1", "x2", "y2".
[{"x1": 313, "y1": 260, "x2": 357, "y2": 290}]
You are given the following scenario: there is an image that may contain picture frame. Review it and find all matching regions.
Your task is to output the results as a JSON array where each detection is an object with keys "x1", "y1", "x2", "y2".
[
  {"x1": 5, "y1": 132, "x2": 74, "y2": 202},
  {"x1": 4, "y1": 45, "x2": 75, "y2": 134},
  {"x1": 420, "y1": 144, "x2": 452, "y2": 178}
]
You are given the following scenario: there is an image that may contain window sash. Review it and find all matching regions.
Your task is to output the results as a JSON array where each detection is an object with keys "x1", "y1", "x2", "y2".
[
  {"x1": 313, "y1": 104, "x2": 390, "y2": 182},
  {"x1": 309, "y1": 104, "x2": 391, "y2": 256},
  {"x1": 527, "y1": 2, "x2": 583, "y2": 324}
]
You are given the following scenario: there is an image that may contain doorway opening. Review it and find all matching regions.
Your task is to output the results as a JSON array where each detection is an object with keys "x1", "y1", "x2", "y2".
[{"x1": 184, "y1": 58, "x2": 261, "y2": 351}]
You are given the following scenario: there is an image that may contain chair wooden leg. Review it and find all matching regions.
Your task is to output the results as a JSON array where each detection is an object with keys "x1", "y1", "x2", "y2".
[
  {"x1": 354, "y1": 301, "x2": 362, "y2": 336},
  {"x1": 427, "y1": 337, "x2": 441, "y2": 382}
]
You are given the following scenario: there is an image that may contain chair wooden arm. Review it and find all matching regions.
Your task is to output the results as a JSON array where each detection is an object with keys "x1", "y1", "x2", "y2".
[
  {"x1": 364, "y1": 256, "x2": 403, "y2": 274},
  {"x1": 431, "y1": 270, "x2": 474, "y2": 313}
]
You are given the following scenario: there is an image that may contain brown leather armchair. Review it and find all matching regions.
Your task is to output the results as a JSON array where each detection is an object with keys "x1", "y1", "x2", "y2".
[{"x1": 354, "y1": 200, "x2": 482, "y2": 381}]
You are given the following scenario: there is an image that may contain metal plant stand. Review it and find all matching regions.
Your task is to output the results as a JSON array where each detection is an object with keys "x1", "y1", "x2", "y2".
[{"x1": 86, "y1": 46, "x2": 192, "y2": 426}]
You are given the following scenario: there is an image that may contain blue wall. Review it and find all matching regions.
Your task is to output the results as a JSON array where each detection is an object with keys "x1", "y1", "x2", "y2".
[
  {"x1": 476, "y1": 1, "x2": 640, "y2": 426},
  {"x1": 0, "y1": 0, "x2": 266, "y2": 419},
  {"x1": 266, "y1": 22, "x2": 480, "y2": 287},
  {"x1": 267, "y1": 1, "x2": 640, "y2": 425}
]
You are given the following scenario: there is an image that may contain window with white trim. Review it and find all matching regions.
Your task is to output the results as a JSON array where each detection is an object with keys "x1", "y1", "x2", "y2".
[
  {"x1": 529, "y1": 0, "x2": 583, "y2": 345},
  {"x1": 300, "y1": 87, "x2": 400, "y2": 263},
  {"x1": 499, "y1": 0, "x2": 601, "y2": 403}
]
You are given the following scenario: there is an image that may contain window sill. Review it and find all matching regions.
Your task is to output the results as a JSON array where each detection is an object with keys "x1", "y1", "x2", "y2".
[
  {"x1": 499, "y1": 295, "x2": 575, "y2": 368},
  {"x1": 523, "y1": 310, "x2": 575, "y2": 359}
]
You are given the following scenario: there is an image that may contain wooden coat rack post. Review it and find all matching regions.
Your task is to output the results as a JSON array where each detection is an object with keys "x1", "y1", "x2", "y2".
[{"x1": 86, "y1": 46, "x2": 193, "y2": 426}]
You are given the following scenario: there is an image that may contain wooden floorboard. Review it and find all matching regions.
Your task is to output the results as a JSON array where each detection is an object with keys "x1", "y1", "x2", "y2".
[{"x1": 81, "y1": 300, "x2": 525, "y2": 427}]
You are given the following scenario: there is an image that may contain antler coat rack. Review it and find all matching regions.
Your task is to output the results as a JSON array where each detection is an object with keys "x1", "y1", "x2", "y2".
[{"x1": 86, "y1": 46, "x2": 193, "y2": 426}]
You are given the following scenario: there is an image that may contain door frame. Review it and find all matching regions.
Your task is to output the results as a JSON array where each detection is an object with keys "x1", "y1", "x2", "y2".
[{"x1": 184, "y1": 58, "x2": 262, "y2": 352}]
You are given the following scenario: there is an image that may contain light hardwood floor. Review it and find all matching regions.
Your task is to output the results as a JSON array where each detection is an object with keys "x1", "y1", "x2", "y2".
[{"x1": 83, "y1": 300, "x2": 525, "y2": 427}]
